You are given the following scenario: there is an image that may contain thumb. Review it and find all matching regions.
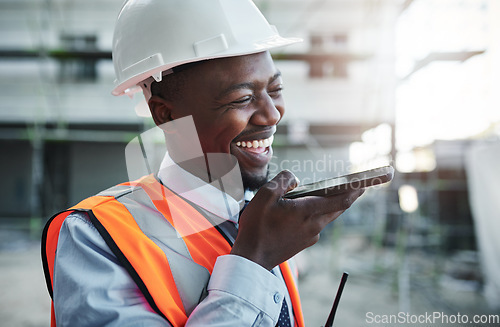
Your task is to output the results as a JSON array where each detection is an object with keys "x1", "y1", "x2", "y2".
[{"x1": 264, "y1": 170, "x2": 300, "y2": 198}]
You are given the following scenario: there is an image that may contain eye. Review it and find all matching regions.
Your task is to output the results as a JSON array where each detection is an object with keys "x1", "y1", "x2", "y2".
[
  {"x1": 268, "y1": 85, "x2": 283, "y2": 98},
  {"x1": 231, "y1": 95, "x2": 252, "y2": 104}
]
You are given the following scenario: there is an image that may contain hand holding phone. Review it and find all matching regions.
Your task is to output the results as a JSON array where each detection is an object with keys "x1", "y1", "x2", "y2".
[
  {"x1": 284, "y1": 165, "x2": 394, "y2": 199},
  {"x1": 233, "y1": 170, "x2": 366, "y2": 270}
]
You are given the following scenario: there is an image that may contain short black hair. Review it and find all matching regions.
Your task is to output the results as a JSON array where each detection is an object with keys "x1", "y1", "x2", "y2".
[
  {"x1": 150, "y1": 61, "x2": 206, "y2": 100},
  {"x1": 150, "y1": 71, "x2": 185, "y2": 101}
]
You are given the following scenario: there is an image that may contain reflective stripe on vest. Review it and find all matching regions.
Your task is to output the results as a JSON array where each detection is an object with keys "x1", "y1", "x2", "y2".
[{"x1": 42, "y1": 174, "x2": 305, "y2": 327}]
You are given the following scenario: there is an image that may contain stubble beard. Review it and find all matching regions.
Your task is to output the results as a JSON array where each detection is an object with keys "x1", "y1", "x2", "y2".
[{"x1": 241, "y1": 166, "x2": 270, "y2": 192}]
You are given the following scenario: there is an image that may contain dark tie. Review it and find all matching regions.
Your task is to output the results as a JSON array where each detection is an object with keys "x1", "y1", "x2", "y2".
[
  {"x1": 276, "y1": 298, "x2": 291, "y2": 327},
  {"x1": 239, "y1": 199, "x2": 250, "y2": 217}
]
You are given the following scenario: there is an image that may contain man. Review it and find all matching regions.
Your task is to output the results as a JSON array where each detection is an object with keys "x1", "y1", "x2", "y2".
[{"x1": 42, "y1": 1, "x2": 364, "y2": 326}]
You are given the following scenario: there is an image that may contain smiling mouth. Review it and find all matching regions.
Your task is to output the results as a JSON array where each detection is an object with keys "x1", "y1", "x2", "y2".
[{"x1": 234, "y1": 135, "x2": 274, "y2": 154}]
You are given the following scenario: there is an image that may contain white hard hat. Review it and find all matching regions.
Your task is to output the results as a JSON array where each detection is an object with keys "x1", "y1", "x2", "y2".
[{"x1": 112, "y1": 0, "x2": 302, "y2": 98}]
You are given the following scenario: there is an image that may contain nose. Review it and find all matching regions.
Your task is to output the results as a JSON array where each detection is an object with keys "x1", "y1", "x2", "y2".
[{"x1": 250, "y1": 93, "x2": 283, "y2": 126}]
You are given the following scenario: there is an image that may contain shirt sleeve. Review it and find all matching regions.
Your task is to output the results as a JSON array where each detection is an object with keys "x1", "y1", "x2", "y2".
[
  {"x1": 186, "y1": 255, "x2": 287, "y2": 326},
  {"x1": 53, "y1": 212, "x2": 287, "y2": 327}
]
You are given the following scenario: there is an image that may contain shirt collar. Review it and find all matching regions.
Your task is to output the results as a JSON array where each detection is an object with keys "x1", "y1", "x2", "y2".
[{"x1": 158, "y1": 153, "x2": 247, "y2": 224}]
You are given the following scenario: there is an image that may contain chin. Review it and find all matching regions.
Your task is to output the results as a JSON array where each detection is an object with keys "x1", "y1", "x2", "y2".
[{"x1": 241, "y1": 166, "x2": 270, "y2": 191}]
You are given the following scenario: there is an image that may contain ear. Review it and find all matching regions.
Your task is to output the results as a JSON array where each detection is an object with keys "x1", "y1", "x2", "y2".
[{"x1": 148, "y1": 95, "x2": 174, "y2": 126}]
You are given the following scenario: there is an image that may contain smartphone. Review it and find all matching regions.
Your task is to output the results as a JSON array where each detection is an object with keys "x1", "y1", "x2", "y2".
[{"x1": 284, "y1": 165, "x2": 394, "y2": 199}]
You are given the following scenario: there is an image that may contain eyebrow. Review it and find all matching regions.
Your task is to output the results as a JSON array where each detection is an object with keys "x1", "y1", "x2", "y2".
[{"x1": 216, "y1": 71, "x2": 282, "y2": 100}]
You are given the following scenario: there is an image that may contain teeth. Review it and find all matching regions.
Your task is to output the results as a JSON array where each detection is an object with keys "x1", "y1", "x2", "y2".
[{"x1": 235, "y1": 135, "x2": 274, "y2": 149}]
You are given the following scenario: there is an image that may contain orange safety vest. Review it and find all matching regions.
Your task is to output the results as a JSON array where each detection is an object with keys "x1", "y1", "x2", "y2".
[{"x1": 42, "y1": 174, "x2": 305, "y2": 327}]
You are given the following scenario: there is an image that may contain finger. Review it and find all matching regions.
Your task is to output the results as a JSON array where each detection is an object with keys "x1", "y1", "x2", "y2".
[
  {"x1": 317, "y1": 209, "x2": 345, "y2": 228},
  {"x1": 260, "y1": 170, "x2": 300, "y2": 198},
  {"x1": 293, "y1": 188, "x2": 365, "y2": 216},
  {"x1": 301, "y1": 209, "x2": 347, "y2": 243}
]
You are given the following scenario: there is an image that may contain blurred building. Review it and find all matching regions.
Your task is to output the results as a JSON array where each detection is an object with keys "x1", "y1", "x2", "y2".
[
  {"x1": 1, "y1": 0, "x2": 499, "y2": 289},
  {"x1": 0, "y1": 0, "x2": 401, "y2": 221},
  {"x1": 1, "y1": 0, "x2": 500, "y2": 320}
]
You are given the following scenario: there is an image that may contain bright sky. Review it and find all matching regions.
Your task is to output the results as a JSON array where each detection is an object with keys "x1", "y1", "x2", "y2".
[{"x1": 394, "y1": 0, "x2": 499, "y2": 151}]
